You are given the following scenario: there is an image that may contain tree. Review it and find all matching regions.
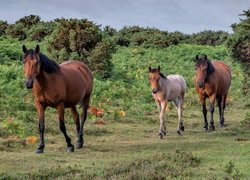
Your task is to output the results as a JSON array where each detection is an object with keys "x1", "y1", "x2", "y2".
[
  {"x1": 0, "y1": 20, "x2": 8, "y2": 36},
  {"x1": 227, "y1": 9, "x2": 250, "y2": 63},
  {"x1": 47, "y1": 18, "x2": 114, "y2": 78}
]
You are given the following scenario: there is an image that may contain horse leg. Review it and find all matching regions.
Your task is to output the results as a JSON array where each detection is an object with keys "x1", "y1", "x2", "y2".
[
  {"x1": 217, "y1": 96, "x2": 223, "y2": 127},
  {"x1": 78, "y1": 95, "x2": 91, "y2": 148},
  {"x1": 35, "y1": 102, "x2": 46, "y2": 154},
  {"x1": 209, "y1": 95, "x2": 216, "y2": 131},
  {"x1": 200, "y1": 95, "x2": 208, "y2": 131},
  {"x1": 173, "y1": 98, "x2": 183, "y2": 135},
  {"x1": 220, "y1": 93, "x2": 227, "y2": 127},
  {"x1": 156, "y1": 100, "x2": 161, "y2": 112},
  {"x1": 159, "y1": 101, "x2": 167, "y2": 139},
  {"x1": 70, "y1": 106, "x2": 83, "y2": 149},
  {"x1": 180, "y1": 92, "x2": 185, "y2": 132},
  {"x1": 57, "y1": 103, "x2": 74, "y2": 152}
]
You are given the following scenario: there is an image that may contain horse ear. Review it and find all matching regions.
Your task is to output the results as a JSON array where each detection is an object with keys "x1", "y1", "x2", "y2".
[
  {"x1": 35, "y1": 45, "x2": 40, "y2": 54},
  {"x1": 194, "y1": 55, "x2": 199, "y2": 62},
  {"x1": 157, "y1": 66, "x2": 160, "y2": 72},
  {"x1": 204, "y1": 55, "x2": 207, "y2": 61},
  {"x1": 22, "y1": 45, "x2": 27, "y2": 53},
  {"x1": 148, "y1": 66, "x2": 152, "y2": 72}
]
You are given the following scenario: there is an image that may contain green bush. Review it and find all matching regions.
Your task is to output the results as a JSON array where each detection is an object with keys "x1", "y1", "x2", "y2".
[
  {"x1": 227, "y1": 9, "x2": 250, "y2": 63},
  {"x1": 0, "y1": 20, "x2": 8, "y2": 36},
  {"x1": 185, "y1": 30, "x2": 229, "y2": 46},
  {"x1": 114, "y1": 26, "x2": 187, "y2": 48}
]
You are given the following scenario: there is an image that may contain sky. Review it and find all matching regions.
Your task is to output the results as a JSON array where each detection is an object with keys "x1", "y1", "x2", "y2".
[{"x1": 0, "y1": 0, "x2": 249, "y2": 34}]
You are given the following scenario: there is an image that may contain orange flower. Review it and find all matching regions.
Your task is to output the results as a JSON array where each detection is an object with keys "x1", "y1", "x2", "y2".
[
  {"x1": 88, "y1": 106, "x2": 105, "y2": 117},
  {"x1": 26, "y1": 136, "x2": 38, "y2": 144}
]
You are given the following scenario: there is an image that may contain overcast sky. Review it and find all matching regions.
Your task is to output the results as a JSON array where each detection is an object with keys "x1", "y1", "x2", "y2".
[{"x1": 0, "y1": 0, "x2": 249, "y2": 34}]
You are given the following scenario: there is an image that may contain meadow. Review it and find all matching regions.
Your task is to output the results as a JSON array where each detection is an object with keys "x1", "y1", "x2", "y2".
[{"x1": 0, "y1": 36, "x2": 249, "y2": 179}]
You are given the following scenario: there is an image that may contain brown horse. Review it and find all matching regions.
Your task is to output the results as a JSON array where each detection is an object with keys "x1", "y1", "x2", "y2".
[
  {"x1": 149, "y1": 66, "x2": 186, "y2": 138},
  {"x1": 194, "y1": 55, "x2": 231, "y2": 131},
  {"x1": 22, "y1": 45, "x2": 93, "y2": 153}
]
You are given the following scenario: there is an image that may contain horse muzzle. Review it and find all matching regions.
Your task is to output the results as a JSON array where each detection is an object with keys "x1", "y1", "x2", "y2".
[
  {"x1": 25, "y1": 79, "x2": 34, "y2": 89},
  {"x1": 152, "y1": 89, "x2": 158, "y2": 94},
  {"x1": 197, "y1": 81, "x2": 204, "y2": 88}
]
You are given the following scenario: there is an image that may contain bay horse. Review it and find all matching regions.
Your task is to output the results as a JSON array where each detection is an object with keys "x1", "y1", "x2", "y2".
[
  {"x1": 148, "y1": 66, "x2": 186, "y2": 139},
  {"x1": 194, "y1": 55, "x2": 231, "y2": 131},
  {"x1": 22, "y1": 45, "x2": 93, "y2": 153}
]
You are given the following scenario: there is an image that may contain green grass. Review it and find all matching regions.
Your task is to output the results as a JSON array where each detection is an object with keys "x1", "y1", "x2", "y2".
[{"x1": 0, "y1": 106, "x2": 249, "y2": 179}]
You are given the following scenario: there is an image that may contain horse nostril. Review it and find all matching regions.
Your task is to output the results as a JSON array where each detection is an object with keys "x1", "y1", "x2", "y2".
[
  {"x1": 198, "y1": 81, "x2": 204, "y2": 88},
  {"x1": 26, "y1": 79, "x2": 34, "y2": 89},
  {"x1": 152, "y1": 89, "x2": 157, "y2": 94}
]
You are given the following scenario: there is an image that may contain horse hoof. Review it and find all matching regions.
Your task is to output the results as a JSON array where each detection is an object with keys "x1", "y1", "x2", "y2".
[
  {"x1": 209, "y1": 126, "x2": 215, "y2": 131},
  {"x1": 158, "y1": 133, "x2": 164, "y2": 139},
  {"x1": 181, "y1": 126, "x2": 185, "y2": 131},
  {"x1": 67, "y1": 145, "x2": 74, "y2": 152},
  {"x1": 219, "y1": 124, "x2": 225, "y2": 128},
  {"x1": 36, "y1": 149, "x2": 44, "y2": 154},
  {"x1": 177, "y1": 130, "x2": 182, "y2": 136},
  {"x1": 76, "y1": 142, "x2": 83, "y2": 149},
  {"x1": 204, "y1": 128, "x2": 208, "y2": 132}
]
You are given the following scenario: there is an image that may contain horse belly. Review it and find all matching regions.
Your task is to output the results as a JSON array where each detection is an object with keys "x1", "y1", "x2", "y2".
[{"x1": 217, "y1": 74, "x2": 231, "y2": 95}]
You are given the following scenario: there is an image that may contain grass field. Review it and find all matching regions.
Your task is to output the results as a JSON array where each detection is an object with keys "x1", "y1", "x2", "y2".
[{"x1": 0, "y1": 104, "x2": 249, "y2": 179}]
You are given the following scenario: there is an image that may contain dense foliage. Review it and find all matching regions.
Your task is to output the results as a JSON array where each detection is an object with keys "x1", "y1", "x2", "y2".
[
  {"x1": 185, "y1": 30, "x2": 229, "y2": 46},
  {"x1": 227, "y1": 9, "x2": 250, "y2": 63}
]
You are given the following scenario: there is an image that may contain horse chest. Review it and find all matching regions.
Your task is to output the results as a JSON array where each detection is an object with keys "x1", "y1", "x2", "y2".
[
  {"x1": 33, "y1": 89, "x2": 62, "y2": 107},
  {"x1": 152, "y1": 92, "x2": 165, "y2": 102}
]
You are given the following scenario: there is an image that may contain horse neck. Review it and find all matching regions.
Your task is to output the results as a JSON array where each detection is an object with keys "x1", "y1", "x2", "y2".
[
  {"x1": 158, "y1": 76, "x2": 168, "y2": 91},
  {"x1": 35, "y1": 70, "x2": 56, "y2": 89}
]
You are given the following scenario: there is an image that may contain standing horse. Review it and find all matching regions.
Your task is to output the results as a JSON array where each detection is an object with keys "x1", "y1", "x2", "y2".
[
  {"x1": 148, "y1": 66, "x2": 186, "y2": 138},
  {"x1": 194, "y1": 55, "x2": 231, "y2": 131},
  {"x1": 22, "y1": 45, "x2": 93, "y2": 153}
]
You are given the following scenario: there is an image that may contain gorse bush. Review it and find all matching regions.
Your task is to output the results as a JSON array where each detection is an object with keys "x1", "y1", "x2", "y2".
[
  {"x1": 0, "y1": 20, "x2": 8, "y2": 36},
  {"x1": 47, "y1": 18, "x2": 101, "y2": 60},
  {"x1": 114, "y1": 26, "x2": 187, "y2": 48},
  {"x1": 47, "y1": 18, "x2": 114, "y2": 78},
  {"x1": 185, "y1": 30, "x2": 229, "y2": 46},
  {"x1": 227, "y1": 9, "x2": 250, "y2": 63}
]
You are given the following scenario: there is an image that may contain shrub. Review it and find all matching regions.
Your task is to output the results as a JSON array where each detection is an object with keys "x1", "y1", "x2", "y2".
[
  {"x1": 227, "y1": 9, "x2": 250, "y2": 63},
  {"x1": 0, "y1": 20, "x2": 8, "y2": 36},
  {"x1": 47, "y1": 18, "x2": 114, "y2": 78}
]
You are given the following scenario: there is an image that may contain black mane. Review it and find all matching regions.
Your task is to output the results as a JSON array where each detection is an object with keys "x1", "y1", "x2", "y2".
[
  {"x1": 159, "y1": 72, "x2": 166, "y2": 78},
  {"x1": 150, "y1": 68, "x2": 167, "y2": 78},
  {"x1": 206, "y1": 59, "x2": 215, "y2": 75},
  {"x1": 39, "y1": 53, "x2": 60, "y2": 73}
]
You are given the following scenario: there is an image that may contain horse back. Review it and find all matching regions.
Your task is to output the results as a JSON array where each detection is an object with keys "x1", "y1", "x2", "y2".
[
  {"x1": 211, "y1": 61, "x2": 231, "y2": 95},
  {"x1": 167, "y1": 75, "x2": 186, "y2": 93},
  {"x1": 59, "y1": 61, "x2": 93, "y2": 105}
]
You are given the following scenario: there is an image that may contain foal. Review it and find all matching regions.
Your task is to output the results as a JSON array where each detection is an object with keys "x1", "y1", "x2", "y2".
[{"x1": 149, "y1": 66, "x2": 186, "y2": 138}]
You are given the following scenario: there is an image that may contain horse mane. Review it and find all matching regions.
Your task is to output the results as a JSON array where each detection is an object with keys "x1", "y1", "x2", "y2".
[
  {"x1": 159, "y1": 72, "x2": 166, "y2": 78},
  {"x1": 39, "y1": 53, "x2": 60, "y2": 73},
  {"x1": 206, "y1": 59, "x2": 215, "y2": 75},
  {"x1": 150, "y1": 67, "x2": 167, "y2": 79}
]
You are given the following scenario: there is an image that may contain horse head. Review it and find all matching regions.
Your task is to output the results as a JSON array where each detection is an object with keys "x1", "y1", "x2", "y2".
[
  {"x1": 194, "y1": 55, "x2": 215, "y2": 88},
  {"x1": 22, "y1": 45, "x2": 41, "y2": 89},
  {"x1": 148, "y1": 66, "x2": 161, "y2": 94}
]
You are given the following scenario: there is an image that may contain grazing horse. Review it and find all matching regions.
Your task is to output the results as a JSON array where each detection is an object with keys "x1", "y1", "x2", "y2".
[
  {"x1": 148, "y1": 66, "x2": 186, "y2": 138},
  {"x1": 22, "y1": 45, "x2": 93, "y2": 153},
  {"x1": 194, "y1": 55, "x2": 231, "y2": 131}
]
